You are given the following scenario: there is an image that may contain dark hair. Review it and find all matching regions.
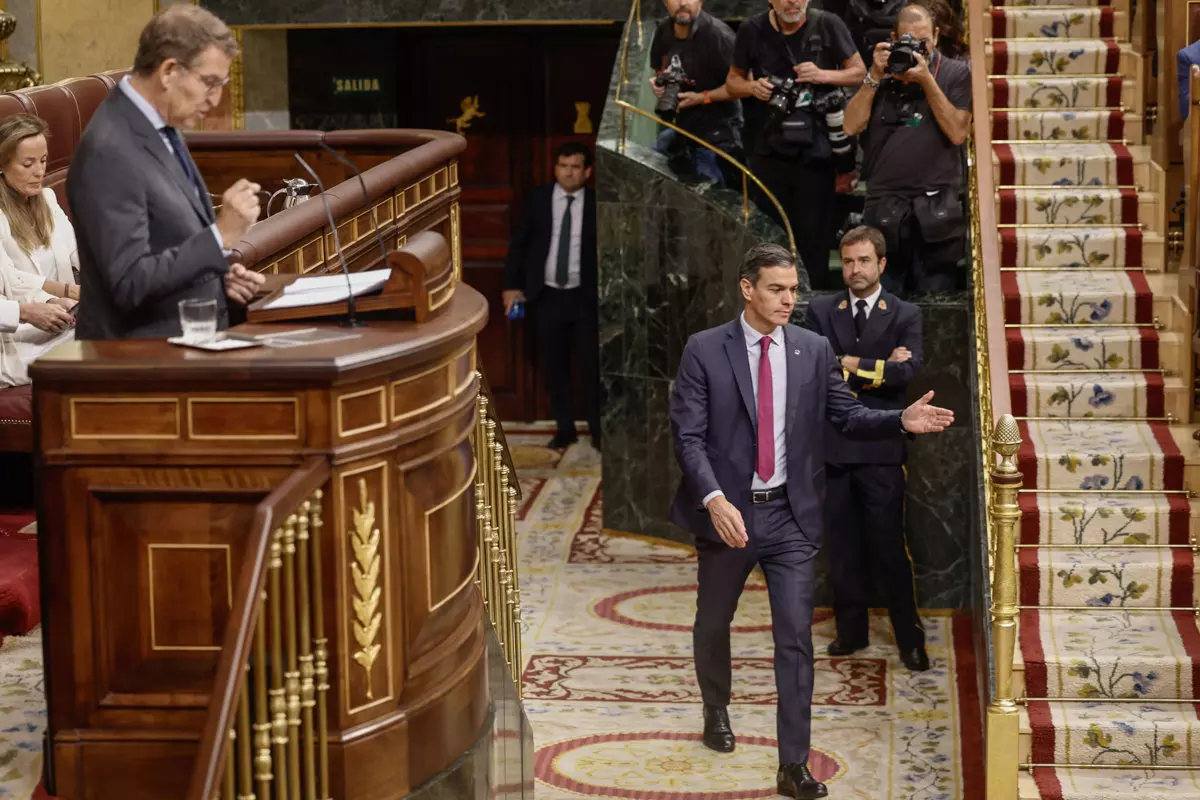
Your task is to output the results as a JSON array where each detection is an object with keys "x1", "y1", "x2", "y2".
[
  {"x1": 133, "y1": 5, "x2": 238, "y2": 77},
  {"x1": 555, "y1": 141, "x2": 594, "y2": 168},
  {"x1": 840, "y1": 225, "x2": 887, "y2": 260},
  {"x1": 903, "y1": 0, "x2": 966, "y2": 59},
  {"x1": 739, "y1": 243, "x2": 794, "y2": 286}
]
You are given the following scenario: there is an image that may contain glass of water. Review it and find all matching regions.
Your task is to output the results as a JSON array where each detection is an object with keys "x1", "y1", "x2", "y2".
[{"x1": 178, "y1": 298, "x2": 218, "y2": 343}]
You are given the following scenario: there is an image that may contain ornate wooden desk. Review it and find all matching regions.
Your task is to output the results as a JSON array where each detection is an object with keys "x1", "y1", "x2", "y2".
[{"x1": 30, "y1": 287, "x2": 505, "y2": 799}]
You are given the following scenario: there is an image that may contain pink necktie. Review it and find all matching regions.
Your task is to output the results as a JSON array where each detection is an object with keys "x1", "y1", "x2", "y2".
[{"x1": 756, "y1": 336, "x2": 774, "y2": 481}]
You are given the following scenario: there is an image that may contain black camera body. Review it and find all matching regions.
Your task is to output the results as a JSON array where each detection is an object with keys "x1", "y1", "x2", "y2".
[
  {"x1": 764, "y1": 75, "x2": 805, "y2": 123},
  {"x1": 886, "y1": 33, "x2": 928, "y2": 75},
  {"x1": 654, "y1": 54, "x2": 695, "y2": 120}
]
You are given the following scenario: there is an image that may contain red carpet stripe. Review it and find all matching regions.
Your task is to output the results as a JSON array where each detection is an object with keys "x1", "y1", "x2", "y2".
[
  {"x1": 1168, "y1": 494, "x2": 1191, "y2": 545},
  {"x1": 1102, "y1": 39, "x2": 1120, "y2": 73},
  {"x1": 1018, "y1": 493, "x2": 1041, "y2": 545},
  {"x1": 1110, "y1": 142, "x2": 1135, "y2": 184},
  {"x1": 952, "y1": 613, "x2": 984, "y2": 800},
  {"x1": 1138, "y1": 327, "x2": 1161, "y2": 368},
  {"x1": 1032, "y1": 766, "x2": 1066, "y2": 799},
  {"x1": 993, "y1": 41, "x2": 1009, "y2": 75},
  {"x1": 1171, "y1": 611, "x2": 1200, "y2": 698},
  {"x1": 1148, "y1": 422, "x2": 1183, "y2": 490},
  {"x1": 991, "y1": 78, "x2": 1010, "y2": 108},
  {"x1": 1005, "y1": 328, "x2": 1025, "y2": 370},
  {"x1": 1144, "y1": 371, "x2": 1165, "y2": 417},
  {"x1": 1019, "y1": 609, "x2": 1049, "y2": 698},
  {"x1": 1128, "y1": 269, "x2": 1153, "y2": 321},
  {"x1": 1027, "y1": 699, "x2": 1056, "y2": 763},
  {"x1": 1000, "y1": 271, "x2": 1021, "y2": 322},
  {"x1": 994, "y1": 142, "x2": 1015, "y2": 185},
  {"x1": 1106, "y1": 109, "x2": 1125, "y2": 139},
  {"x1": 1017, "y1": 548, "x2": 1041, "y2": 606},
  {"x1": 1009, "y1": 374, "x2": 1028, "y2": 417},
  {"x1": 997, "y1": 188, "x2": 1018, "y2": 225},
  {"x1": 1171, "y1": 548, "x2": 1195, "y2": 608}
]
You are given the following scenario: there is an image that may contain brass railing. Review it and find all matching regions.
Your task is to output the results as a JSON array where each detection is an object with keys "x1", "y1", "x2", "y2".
[
  {"x1": 472, "y1": 371, "x2": 523, "y2": 687},
  {"x1": 187, "y1": 458, "x2": 332, "y2": 800},
  {"x1": 611, "y1": 0, "x2": 798, "y2": 259}
]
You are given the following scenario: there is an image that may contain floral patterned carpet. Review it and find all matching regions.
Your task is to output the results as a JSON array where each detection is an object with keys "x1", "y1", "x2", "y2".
[
  {"x1": 989, "y1": 0, "x2": 1200, "y2": 797},
  {"x1": 507, "y1": 424, "x2": 983, "y2": 799}
]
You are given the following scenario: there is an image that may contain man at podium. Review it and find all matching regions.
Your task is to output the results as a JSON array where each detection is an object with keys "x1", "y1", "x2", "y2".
[{"x1": 69, "y1": 5, "x2": 265, "y2": 340}]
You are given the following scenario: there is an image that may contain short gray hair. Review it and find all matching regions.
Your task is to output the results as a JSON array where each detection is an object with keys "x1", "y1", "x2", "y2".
[
  {"x1": 739, "y1": 243, "x2": 795, "y2": 286},
  {"x1": 133, "y1": 5, "x2": 237, "y2": 77}
]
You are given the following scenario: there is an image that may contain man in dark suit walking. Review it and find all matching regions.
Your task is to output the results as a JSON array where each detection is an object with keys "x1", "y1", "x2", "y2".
[
  {"x1": 803, "y1": 225, "x2": 928, "y2": 671},
  {"x1": 669, "y1": 242, "x2": 952, "y2": 799},
  {"x1": 502, "y1": 143, "x2": 600, "y2": 449},
  {"x1": 70, "y1": 5, "x2": 264, "y2": 340}
]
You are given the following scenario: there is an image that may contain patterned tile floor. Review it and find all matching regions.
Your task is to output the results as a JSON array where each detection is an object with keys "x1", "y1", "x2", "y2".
[{"x1": 508, "y1": 424, "x2": 983, "y2": 799}]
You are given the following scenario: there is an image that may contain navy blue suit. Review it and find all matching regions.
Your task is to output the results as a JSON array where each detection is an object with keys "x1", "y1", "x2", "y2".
[
  {"x1": 669, "y1": 317, "x2": 904, "y2": 766},
  {"x1": 803, "y1": 290, "x2": 925, "y2": 651},
  {"x1": 1178, "y1": 40, "x2": 1200, "y2": 121}
]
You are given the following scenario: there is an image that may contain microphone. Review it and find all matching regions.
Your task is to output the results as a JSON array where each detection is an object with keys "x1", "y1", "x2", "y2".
[
  {"x1": 318, "y1": 141, "x2": 389, "y2": 267},
  {"x1": 292, "y1": 153, "x2": 364, "y2": 328}
]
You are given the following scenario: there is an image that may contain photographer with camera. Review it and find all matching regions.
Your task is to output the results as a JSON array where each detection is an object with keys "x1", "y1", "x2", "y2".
[
  {"x1": 649, "y1": 0, "x2": 743, "y2": 185},
  {"x1": 842, "y1": 2, "x2": 970, "y2": 292},
  {"x1": 726, "y1": 0, "x2": 865, "y2": 290}
]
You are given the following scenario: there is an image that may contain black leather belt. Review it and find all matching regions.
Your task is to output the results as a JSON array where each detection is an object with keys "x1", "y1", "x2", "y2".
[{"x1": 751, "y1": 486, "x2": 787, "y2": 504}]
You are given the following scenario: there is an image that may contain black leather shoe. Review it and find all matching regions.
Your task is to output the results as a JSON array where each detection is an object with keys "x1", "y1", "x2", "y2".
[
  {"x1": 777, "y1": 763, "x2": 828, "y2": 799},
  {"x1": 547, "y1": 433, "x2": 578, "y2": 449},
  {"x1": 826, "y1": 637, "x2": 868, "y2": 656},
  {"x1": 701, "y1": 705, "x2": 735, "y2": 753},
  {"x1": 901, "y1": 646, "x2": 930, "y2": 672}
]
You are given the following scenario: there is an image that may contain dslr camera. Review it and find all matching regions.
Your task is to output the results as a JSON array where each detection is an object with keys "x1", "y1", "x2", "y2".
[
  {"x1": 764, "y1": 75, "x2": 804, "y2": 123},
  {"x1": 886, "y1": 33, "x2": 928, "y2": 75},
  {"x1": 654, "y1": 54, "x2": 695, "y2": 121}
]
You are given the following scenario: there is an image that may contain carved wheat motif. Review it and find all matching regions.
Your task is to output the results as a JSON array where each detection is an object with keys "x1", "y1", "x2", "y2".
[{"x1": 350, "y1": 478, "x2": 382, "y2": 698}]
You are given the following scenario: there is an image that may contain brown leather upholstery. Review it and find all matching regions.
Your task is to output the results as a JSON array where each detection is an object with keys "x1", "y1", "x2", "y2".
[{"x1": 0, "y1": 385, "x2": 31, "y2": 452}]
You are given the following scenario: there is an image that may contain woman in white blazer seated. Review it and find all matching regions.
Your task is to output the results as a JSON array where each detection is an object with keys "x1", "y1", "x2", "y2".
[{"x1": 0, "y1": 114, "x2": 76, "y2": 388}]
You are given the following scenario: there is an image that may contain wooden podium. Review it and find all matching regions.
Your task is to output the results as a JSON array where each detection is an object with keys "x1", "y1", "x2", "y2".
[{"x1": 30, "y1": 264, "x2": 494, "y2": 797}]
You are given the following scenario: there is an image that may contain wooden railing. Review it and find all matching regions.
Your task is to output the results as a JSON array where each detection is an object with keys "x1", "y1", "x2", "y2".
[{"x1": 186, "y1": 457, "x2": 331, "y2": 800}]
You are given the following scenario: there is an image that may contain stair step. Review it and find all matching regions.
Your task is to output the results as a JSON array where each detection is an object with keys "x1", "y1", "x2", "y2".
[
  {"x1": 993, "y1": 143, "x2": 1150, "y2": 188},
  {"x1": 1019, "y1": 608, "x2": 1200, "y2": 699},
  {"x1": 1018, "y1": 492, "x2": 1192, "y2": 546},
  {"x1": 1018, "y1": 420, "x2": 1183, "y2": 491},
  {"x1": 993, "y1": 108, "x2": 1137, "y2": 143},
  {"x1": 1019, "y1": 546, "x2": 1193, "y2": 608},
  {"x1": 989, "y1": 7, "x2": 1121, "y2": 40},
  {"x1": 1020, "y1": 700, "x2": 1200, "y2": 766},
  {"x1": 1001, "y1": 270, "x2": 1156, "y2": 324},
  {"x1": 1020, "y1": 766, "x2": 1200, "y2": 799},
  {"x1": 990, "y1": 75, "x2": 1134, "y2": 111},
  {"x1": 1010, "y1": 372, "x2": 1186, "y2": 420},
  {"x1": 987, "y1": 40, "x2": 1123, "y2": 76},
  {"x1": 1006, "y1": 326, "x2": 1159, "y2": 371},
  {"x1": 999, "y1": 227, "x2": 1158, "y2": 270},
  {"x1": 996, "y1": 189, "x2": 1155, "y2": 227}
]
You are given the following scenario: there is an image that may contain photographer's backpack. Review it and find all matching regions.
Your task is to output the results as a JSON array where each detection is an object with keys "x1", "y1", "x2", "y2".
[{"x1": 845, "y1": 0, "x2": 905, "y2": 64}]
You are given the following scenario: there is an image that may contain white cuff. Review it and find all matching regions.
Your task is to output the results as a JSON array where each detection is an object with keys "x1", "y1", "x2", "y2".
[
  {"x1": 702, "y1": 490, "x2": 725, "y2": 508},
  {"x1": 210, "y1": 223, "x2": 233, "y2": 257},
  {"x1": 0, "y1": 300, "x2": 18, "y2": 333}
]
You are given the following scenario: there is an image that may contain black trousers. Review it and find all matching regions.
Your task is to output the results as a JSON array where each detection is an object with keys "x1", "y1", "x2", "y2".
[
  {"x1": 863, "y1": 196, "x2": 963, "y2": 294},
  {"x1": 749, "y1": 153, "x2": 838, "y2": 291},
  {"x1": 532, "y1": 287, "x2": 599, "y2": 440},
  {"x1": 694, "y1": 497, "x2": 818, "y2": 766},
  {"x1": 824, "y1": 463, "x2": 924, "y2": 651}
]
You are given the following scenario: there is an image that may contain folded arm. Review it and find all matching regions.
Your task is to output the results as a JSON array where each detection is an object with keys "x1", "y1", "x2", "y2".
[{"x1": 823, "y1": 340, "x2": 904, "y2": 439}]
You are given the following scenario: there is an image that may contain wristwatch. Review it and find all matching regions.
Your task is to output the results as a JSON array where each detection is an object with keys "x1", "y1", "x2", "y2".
[{"x1": 863, "y1": 72, "x2": 881, "y2": 89}]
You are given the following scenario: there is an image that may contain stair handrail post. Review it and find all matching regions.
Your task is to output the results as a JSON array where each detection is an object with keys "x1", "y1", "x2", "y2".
[{"x1": 986, "y1": 412, "x2": 1023, "y2": 798}]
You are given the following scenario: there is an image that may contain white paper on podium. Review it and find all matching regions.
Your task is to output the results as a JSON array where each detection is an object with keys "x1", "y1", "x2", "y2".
[{"x1": 263, "y1": 269, "x2": 391, "y2": 310}]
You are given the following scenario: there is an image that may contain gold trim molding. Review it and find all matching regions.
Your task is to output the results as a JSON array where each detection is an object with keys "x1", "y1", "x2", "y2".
[
  {"x1": 349, "y1": 478, "x2": 382, "y2": 699},
  {"x1": 148, "y1": 543, "x2": 232, "y2": 652}
]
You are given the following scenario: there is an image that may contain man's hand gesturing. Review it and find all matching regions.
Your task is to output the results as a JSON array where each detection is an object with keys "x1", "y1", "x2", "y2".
[
  {"x1": 900, "y1": 390, "x2": 954, "y2": 434},
  {"x1": 706, "y1": 495, "x2": 748, "y2": 549}
]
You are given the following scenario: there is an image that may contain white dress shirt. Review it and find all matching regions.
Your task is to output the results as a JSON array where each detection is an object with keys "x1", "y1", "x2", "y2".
[
  {"x1": 118, "y1": 76, "x2": 227, "y2": 255},
  {"x1": 542, "y1": 183, "x2": 583, "y2": 289},
  {"x1": 703, "y1": 313, "x2": 788, "y2": 507},
  {"x1": 0, "y1": 300, "x2": 16, "y2": 333},
  {"x1": 850, "y1": 284, "x2": 883, "y2": 319}
]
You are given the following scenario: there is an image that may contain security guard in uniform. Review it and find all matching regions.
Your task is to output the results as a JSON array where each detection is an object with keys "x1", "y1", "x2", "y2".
[{"x1": 803, "y1": 225, "x2": 929, "y2": 672}]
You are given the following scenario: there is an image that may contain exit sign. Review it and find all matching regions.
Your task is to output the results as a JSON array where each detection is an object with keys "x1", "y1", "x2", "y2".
[{"x1": 333, "y1": 77, "x2": 382, "y2": 94}]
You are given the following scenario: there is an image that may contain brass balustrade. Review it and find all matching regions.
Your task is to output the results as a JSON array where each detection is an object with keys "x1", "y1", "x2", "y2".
[
  {"x1": 472, "y1": 372, "x2": 524, "y2": 689},
  {"x1": 187, "y1": 459, "x2": 332, "y2": 800}
]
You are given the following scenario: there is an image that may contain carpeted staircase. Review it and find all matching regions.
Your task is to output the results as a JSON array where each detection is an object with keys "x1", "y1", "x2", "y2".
[{"x1": 987, "y1": 0, "x2": 1200, "y2": 797}]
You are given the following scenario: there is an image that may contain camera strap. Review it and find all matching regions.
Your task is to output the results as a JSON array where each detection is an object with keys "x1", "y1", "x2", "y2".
[{"x1": 771, "y1": 7, "x2": 825, "y2": 67}]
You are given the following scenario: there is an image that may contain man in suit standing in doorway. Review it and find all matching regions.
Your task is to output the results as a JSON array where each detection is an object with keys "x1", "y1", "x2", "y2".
[
  {"x1": 803, "y1": 225, "x2": 928, "y2": 672},
  {"x1": 669, "y1": 242, "x2": 952, "y2": 798},
  {"x1": 69, "y1": 4, "x2": 264, "y2": 340},
  {"x1": 502, "y1": 143, "x2": 600, "y2": 450}
]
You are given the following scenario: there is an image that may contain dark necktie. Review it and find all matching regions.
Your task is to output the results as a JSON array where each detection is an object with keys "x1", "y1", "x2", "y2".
[
  {"x1": 555, "y1": 195, "x2": 576, "y2": 287},
  {"x1": 160, "y1": 125, "x2": 202, "y2": 198},
  {"x1": 756, "y1": 336, "x2": 775, "y2": 482},
  {"x1": 854, "y1": 299, "x2": 868, "y2": 339}
]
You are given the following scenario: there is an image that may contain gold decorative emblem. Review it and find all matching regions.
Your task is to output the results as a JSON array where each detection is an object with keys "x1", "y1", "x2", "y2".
[
  {"x1": 447, "y1": 95, "x2": 486, "y2": 134},
  {"x1": 837, "y1": 299, "x2": 848, "y2": 310},
  {"x1": 350, "y1": 478, "x2": 382, "y2": 697},
  {"x1": 878, "y1": 299, "x2": 888, "y2": 311},
  {"x1": 573, "y1": 101, "x2": 594, "y2": 134}
]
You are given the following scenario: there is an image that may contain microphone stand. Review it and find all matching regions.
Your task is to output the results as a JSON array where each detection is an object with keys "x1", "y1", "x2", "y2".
[
  {"x1": 292, "y1": 153, "x2": 364, "y2": 328},
  {"x1": 318, "y1": 142, "x2": 390, "y2": 266}
]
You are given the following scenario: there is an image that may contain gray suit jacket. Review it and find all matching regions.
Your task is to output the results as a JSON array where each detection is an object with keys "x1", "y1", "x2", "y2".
[
  {"x1": 669, "y1": 318, "x2": 904, "y2": 544},
  {"x1": 69, "y1": 88, "x2": 228, "y2": 340}
]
